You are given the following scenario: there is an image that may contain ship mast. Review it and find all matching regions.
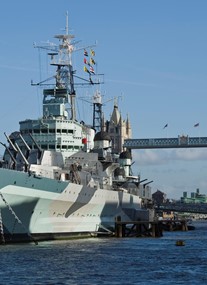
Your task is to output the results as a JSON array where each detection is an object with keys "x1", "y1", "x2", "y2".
[
  {"x1": 65, "y1": 11, "x2": 76, "y2": 120},
  {"x1": 34, "y1": 12, "x2": 77, "y2": 121},
  {"x1": 53, "y1": 11, "x2": 76, "y2": 120},
  {"x1": 93, "y1": 91, "x2": 103, "y2": 132},
  {"x1": 33, "y1": 13, "x2": 104, "y2": 122}
]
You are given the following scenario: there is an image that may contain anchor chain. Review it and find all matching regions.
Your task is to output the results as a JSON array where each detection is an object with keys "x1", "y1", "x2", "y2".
[{"x1": 0, "y1": 209, "x2": 5, "y2": 245}]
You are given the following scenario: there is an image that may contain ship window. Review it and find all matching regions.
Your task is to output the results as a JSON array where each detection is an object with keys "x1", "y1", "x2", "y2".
[
  {"x1": 62, "y1": 129, "x2": 67, "y2": 133},
  {"x1": 68, "y1": 130, "x2": 73, "y2": 134},
  {"x1": 41, "y1": 129, "x2": 48, "y2": 133},
  {"x1": 34, "y1": 129, "x2": 40, "y2": 133},
  {"x1": 57, "y1": 145, "x2": 61, "y2": 149},
  {"x1": 49, "y1": 145, "x2": 55, "y2": 149},
  {"x1": 57, "y1": 129, "x2": 61, "y2": 133},
  {"x1": 62, "y1": 145, "x2": 67, "y2": 149},
  {"x1": 49, "y1": 129, "x2": 55, "y2": 133},
  {"x1": 21, "y1": 130, "x2": 27, "y2": 134},
  {"x1": 41, "y1": 145, "x2": 47, "y2": 149}
]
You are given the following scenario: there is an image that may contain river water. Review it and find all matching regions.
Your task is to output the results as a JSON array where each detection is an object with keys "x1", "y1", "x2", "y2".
[{"x1": 0, "y1": 221, "x2": 207, "y2": 285}]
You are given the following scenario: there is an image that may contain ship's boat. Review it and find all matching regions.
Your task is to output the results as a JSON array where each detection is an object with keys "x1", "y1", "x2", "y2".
[{"x1": 0, "y1": 15, "x2": 152, "y2": 243}]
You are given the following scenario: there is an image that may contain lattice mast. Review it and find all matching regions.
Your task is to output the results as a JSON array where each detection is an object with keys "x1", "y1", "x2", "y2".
[{"x1": 92, "y1": 91, "x2": 103, "y2": 132}]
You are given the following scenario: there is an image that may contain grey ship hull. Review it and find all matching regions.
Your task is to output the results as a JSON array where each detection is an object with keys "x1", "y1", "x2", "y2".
[{"x1": 0, "y1": 168, "x2": 143, "y2": 243}]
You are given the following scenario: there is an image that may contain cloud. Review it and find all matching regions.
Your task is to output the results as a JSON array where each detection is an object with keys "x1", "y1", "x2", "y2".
[
  {"x1": 132, "y1": 149, "x2": 168, "y2": 165},
  {"x1": 174, "y1": 148, "x2": 207, "y2": 160}
]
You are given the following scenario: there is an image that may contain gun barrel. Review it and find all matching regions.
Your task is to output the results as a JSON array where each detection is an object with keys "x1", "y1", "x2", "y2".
[
  {"x1": 15, "y1": 143, "x2": 29, "y2": 166},
  {"x1": 4, "y1": 132, "x2": 18, "y2": 152},
  {"x1": 0, "y1": 141, "x2": 17, "y2": 165},
  {"x1": 29, "y1": 134, "x2": 42, "y2": 152},
  {"x1": 19, "y1": 134, "x2": 31, "y2": 151}
]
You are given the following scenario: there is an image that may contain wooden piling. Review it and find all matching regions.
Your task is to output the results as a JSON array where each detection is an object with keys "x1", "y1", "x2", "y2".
[
  {"x1": 181, "y1": 220, "x2": 188, "y2": 231},
  {"x1": 115, "y1": 217, "x2": 163, "y2": 238},
  {"x1": 151, "y1": 223, "x2": 156, "y2": 237},
  {"x1": 115, "y1": 216, "x2": 123, "y2": 237},
  {"x1": 114, "y1": 217, "x2": 192, "y2": 238},
  {"x1": 160, "y1": 219, "x2": 189, "y2": 232}
]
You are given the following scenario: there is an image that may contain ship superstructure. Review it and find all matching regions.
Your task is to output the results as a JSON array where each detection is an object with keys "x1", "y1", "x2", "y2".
[{"x1": 0, "y1": 15, "x2": 152, "y2": 243}]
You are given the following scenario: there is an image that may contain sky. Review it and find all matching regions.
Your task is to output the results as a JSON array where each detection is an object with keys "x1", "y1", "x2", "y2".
[{"x1": 1, "y1": 0, "x2": 207, "y2": 199}]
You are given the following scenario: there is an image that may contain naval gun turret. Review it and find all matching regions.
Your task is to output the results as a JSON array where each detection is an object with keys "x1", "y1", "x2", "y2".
[{"x1": 93, "y1": 131, "x2": 112, "y2": 161}]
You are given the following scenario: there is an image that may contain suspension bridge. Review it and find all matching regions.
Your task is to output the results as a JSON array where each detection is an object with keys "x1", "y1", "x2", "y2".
[{"x1": 123, "y1": 135, "x2": 207, "y2": 149}]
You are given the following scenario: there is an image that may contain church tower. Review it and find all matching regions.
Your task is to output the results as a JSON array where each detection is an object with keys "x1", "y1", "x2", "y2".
[{"x1": 106, "y1": 100, "x2": 132, "y2": 154}]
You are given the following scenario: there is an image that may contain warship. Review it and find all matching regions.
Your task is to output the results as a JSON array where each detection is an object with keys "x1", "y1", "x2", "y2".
[{"x1": 0, "y1": 15, "x2": 153, "y2": 243}]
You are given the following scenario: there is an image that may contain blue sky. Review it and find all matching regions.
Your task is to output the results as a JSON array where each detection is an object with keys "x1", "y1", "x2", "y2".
[{"x1": 1, "y1": 0, "x2": 207, "y2": 199}]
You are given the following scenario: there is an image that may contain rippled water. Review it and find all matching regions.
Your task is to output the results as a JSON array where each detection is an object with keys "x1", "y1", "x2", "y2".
[{"x1": 0, "y1": 221, "x2": 207, "y2": 285}]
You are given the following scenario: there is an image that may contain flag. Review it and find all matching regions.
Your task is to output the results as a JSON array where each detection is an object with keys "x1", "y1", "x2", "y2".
[
  {"x1": 90, "y1": 66, "x2": 95, "y2": 74},
  {"x1": 84, "y1": 49, "x2": 88, "y2": 56},
  {"x1": 90, "y1": 57, "x2": 96, "y2": 65},
  {"x1": 194, "y1": 123, "x2": 199, "y2": 127},
  {"x1": 90, "y1": 49, "x2": 95, "y2": 56},
  {"x1": 84, "y1": 58, "x2": 88, "y2": 64},
  {"x1": 163, "y1": 123, "x2": 168, "y2": 129},
  {"x1": 84, "y1": 66, "x2": 90, "y2": 73}
]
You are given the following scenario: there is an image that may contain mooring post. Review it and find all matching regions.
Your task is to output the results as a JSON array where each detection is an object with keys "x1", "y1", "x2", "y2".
[
  {"x1": 169, "y1": 222, "x2": 173, "y2": 231},
  {"x1": 158, "y1": 222, "x2": 163, "y2": 237},
  {"x1": 122, "y1": 224, "x2": 126, "y2": 237},
  {"x1": 136, "y1": 222, "x2": 142, "y2": 237},
  {"x1": 115, "y1": 216, "x2": 122, "y2": 237},
  {"x1": 181, "y1": 220, "x2": 188, "y2": 231},
  {"x1": 151, "y1": 222, "x2": 156, "y2": 237}
]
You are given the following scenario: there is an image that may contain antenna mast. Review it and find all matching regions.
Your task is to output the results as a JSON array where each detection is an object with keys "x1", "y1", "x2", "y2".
[
  {"x1": 66, "y1": 11, "x2": 69, "y2": 36},
  {"x1": 34, "y1": 12, "x2": 77, "y2": 121}
]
